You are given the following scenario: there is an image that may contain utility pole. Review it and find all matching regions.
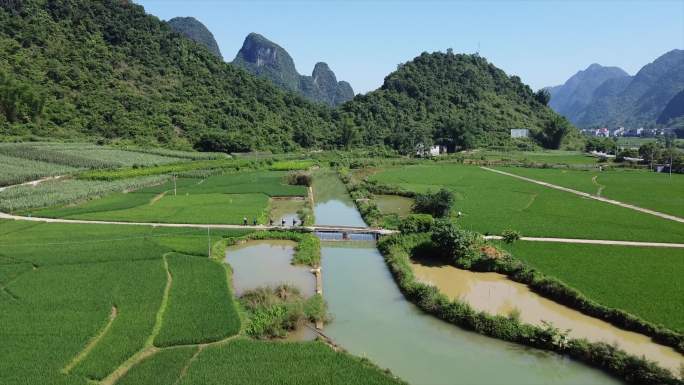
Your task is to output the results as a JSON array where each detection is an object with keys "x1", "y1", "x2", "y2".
[
  {"x1": 207, "y1": 227, "x2": 211, "y2": 258},
  {"x1": 173, "y1": 174, "x2": 177, "y2": 196}
]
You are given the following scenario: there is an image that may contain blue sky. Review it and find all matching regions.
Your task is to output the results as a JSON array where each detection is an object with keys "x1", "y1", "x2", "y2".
[{"x1": 136, "y1": 0, "x2": 683, "y2": 94}]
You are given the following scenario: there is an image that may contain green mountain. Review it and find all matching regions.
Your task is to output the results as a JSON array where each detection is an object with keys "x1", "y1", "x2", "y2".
[
  {"x1": 233, "y1": 33, "x2": 354, "y2": 106},
  {"x1": 0, "y1": 0, "x2": 335, "y2": 151},
  {"x1": 167, "y1": 16, "x2": 222, "y2": 60},
  {"x1": 339, "y1": 51, "x2": 571, "y2": 152},
  {"x1": 547, "y1": 64, "x2": 629, "y2": 124}
]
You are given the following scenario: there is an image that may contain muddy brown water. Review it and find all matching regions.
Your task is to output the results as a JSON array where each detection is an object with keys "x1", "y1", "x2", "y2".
[
  {"x1": 410, "y1": 257, "x2": 684, "y2": 376},
  {"x1": 269, "y1": 198, "x2": 304, "y2": 225},
  {"x1": 225, "y1": 240, "x2": 316, "y2": 297}
]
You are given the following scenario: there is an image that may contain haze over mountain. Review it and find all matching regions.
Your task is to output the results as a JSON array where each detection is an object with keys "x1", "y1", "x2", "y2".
[
  {"x1": 167, "y1": 16, "x2": 222, "y2": 60},
  {"x1": 547, "y1": 49, "x2": 684, "y2": 128},
  {"x1": 233, "y1": 33, "x2": 354, "y2": 107},
  {"x1": 547, "y1": 64, "x2": 629, "y2": 124}
]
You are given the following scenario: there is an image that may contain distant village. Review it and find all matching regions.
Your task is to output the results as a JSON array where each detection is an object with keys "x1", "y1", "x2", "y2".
[{"x1": 581, "y1": 127, "x2": 678, "y2": 138}]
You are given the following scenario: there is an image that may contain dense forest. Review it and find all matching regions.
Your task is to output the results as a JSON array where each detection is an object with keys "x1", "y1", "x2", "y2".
[
  {"x1": 339, "y1": 51, "x2": 575, "y2": 153},
  {"x1": 167, "y1": 16, "x2": 223, "y2": 60},
  {"x1": 0, "y1": 0, "x2": 337, "y2": 152},
  {"x1": 0, "y1": 0, "x2": 575, "y2": 153}
]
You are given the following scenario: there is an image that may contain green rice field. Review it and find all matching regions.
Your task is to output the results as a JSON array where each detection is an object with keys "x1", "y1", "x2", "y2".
[
  {"x1": 500, "y1": 241, "x2": 684, "y2": 332},
  {"x1": 26, "y1": 172, "x2": 307, "y2": 224},
  {"x1": 493, "y1": 166, "x2": 684, "y2": 217},
  {"x1": 465, "y1": 150, "x2": 600, "y2": 166},
  {"x1": 369, "y1": 164, "x2": 684, "y2": 242},
  {"x1": 0, "y1": 219, "x2": 402, "y2": 385}
]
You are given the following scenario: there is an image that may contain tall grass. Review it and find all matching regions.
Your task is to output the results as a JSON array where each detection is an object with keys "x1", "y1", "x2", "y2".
[{"x1": 0, "y1": 153, "x2": 76, "y2": 186}]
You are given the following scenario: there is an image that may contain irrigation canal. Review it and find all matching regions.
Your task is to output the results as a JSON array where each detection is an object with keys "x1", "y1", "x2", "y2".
[{"x1": 227, "y1": 175, "x2": 621, "y2": 385}]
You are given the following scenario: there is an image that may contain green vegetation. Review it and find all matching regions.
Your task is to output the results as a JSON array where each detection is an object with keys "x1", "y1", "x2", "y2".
[
  {"x1": 269, "y1": 159, "x2": 316, "y2": 171},
  {"x1": 413, "y1": 188, "x2": 455, "y2": 218},
  {"x1": 370, "y1": 164, "x2": 684, "y2": 242},
  {"x1": 501, "y1": 241, "x2": 684, "y2": 333},
  {"x1": 77, "y1": 159, "x2": 246, "y2": 181},
  {"x1": 240, "y1": 285, "x2": 328, "y2": 339},
  {"x1": 460, "y1": 149, "x2": 599, "y2": 166},
  {"x1": 26, "y1": 172, "x2": 307, "y2": 224},
  {"x1": 340, "y1": 51, "x2": 578, "y2": 152},
  {"x1": 378, "y1": 231, "x2": 680, "y2": 385},
  {"x1": 154, "y1": 253, "x2": 240, "y2": 347},
  {"x1": 0, "y1": 175, "x2": 169, "y2": 212},
  {"x1": 494, "y1": 166, "x2": 684, "y2": 217},
  {"x1": 0, "y1": 0, "x2": 335, "y2": 150},
  {"x1": 180, "y1": 339, "x2": 404, "y2": 385},
  {"x1": 117, "y1": 346, "x2": 199, "y2": 385},
  {"x1": 0, "y1": 153, "x2": 75, "y2": 186},
  {"x1": 0, "y1": 142, "x2": 185, "y2": 168}
]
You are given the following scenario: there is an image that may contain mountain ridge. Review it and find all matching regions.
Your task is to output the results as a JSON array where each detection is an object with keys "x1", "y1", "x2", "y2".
[
  {"x1": 232, "y1": 33, "x2": 354, "y2": 106},
  {"x1": 167, "y1": 16, "x2": 223, "y2": 60}
]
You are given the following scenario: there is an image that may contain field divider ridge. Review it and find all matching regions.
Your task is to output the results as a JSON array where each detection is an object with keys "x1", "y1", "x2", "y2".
[
  {"x1": 480, "y1": 166, "x2": 684, "y2": 223},
  {"x1": 484, "y1": 235, "x2": 684, "y2": 248}
]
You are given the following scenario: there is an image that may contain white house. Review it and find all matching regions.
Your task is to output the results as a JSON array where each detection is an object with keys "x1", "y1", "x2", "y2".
[{"x1": 510, "y1": 129, "x2": 529, "y2": 138}]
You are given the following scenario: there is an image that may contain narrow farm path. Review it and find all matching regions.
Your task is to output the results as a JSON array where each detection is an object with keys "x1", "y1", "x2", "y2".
[
  {"x1": 100, "y1": 255, "x2": 173, "y2": 385},
  {"x1": 0, "y1": 175, "x2": 66, "y2": 192},
  {"x1": 484, "y1": 235, "x2": 684, "y2": 248},
  {"x1": 172, "y1": 346, "x2": 205, "y2": 385},
  {"x1": 62, "y1": 306, "x2": 119, "y2": 374},
  {"x1": 481, "y1": 166, "x2": 684, "y2": 224},
  {"x1": 591, "y1": 175, "x2": 605, "y2": 197}
]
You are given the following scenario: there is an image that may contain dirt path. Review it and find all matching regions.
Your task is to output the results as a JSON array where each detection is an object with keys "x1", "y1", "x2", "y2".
[
  {"x1": 484, "y1": 235, "x2": 684, "y2": 248},
  {"x1": 0, "y1": 175, "x2": 66, "y2": 192},
  {"x1": 62, "y1": 306, "x2": 118, "y2": 374},
  {"x1": 591, "y1": 175, "x2": 605, "y2": 197},
  {"x1": 481, "y1": 167, "x2": 684, "y2": 224}
]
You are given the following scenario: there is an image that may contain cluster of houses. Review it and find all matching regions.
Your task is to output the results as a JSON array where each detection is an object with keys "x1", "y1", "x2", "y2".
[{"x1": 581, "y1": 127, "x2": 676, "y2": 138}]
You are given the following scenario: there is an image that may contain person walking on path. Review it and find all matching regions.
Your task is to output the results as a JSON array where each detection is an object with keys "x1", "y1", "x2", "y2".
[
  {"x1": 253, "y1": 217, "x2": 257, "y2": 226},
  {"x1": 243, "y1": 217, "x2": 248, "y2": 226}
]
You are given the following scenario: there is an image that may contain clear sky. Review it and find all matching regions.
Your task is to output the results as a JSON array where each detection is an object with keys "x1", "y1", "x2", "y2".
[{"x1": 136, "y1": 0, "x2": 683, "y2": 94}]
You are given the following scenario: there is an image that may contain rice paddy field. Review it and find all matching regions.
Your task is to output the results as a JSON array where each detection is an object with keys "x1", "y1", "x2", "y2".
[
  {"x1": 369, "y1": 164, "x2": 684, "y2": 243},
  {"x1": 0, "y1": 220, "x2": 401, "y2": 385},
  {"x1": 492, "y1": 166, "x2": 684, "y2": 217},
  {"x1": 25, "y1": 172, "x2": 306, "y2": 224},
  {"x1": 500, "y1": 241, "x2": 684, "y2": 332}
]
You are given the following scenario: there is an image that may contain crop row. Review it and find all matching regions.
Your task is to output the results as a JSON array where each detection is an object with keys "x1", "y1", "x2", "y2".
[
  {"x1": 0, "y1": 142, "x2": 188, "y2": 169},
  {"x1": 121, "y1": 146, "x2": 229, "y2": 160},
  {"x1": 0, "y1": 175, "x2": 170, "y2": 212},
  {"x1": 77, "y1": 159, "x2": 250, "y2": 180},
  {"x1": 154, "y1": 253, "x2": 240, "y2": 347},
  {"x1": 0, "y1": 153, "x2": 76, "y2": 186}
]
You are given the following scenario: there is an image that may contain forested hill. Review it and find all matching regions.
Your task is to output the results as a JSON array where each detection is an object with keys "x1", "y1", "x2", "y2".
[
  {"x1": 167, "y1": 16, "x2": 223, "y2": 60},
  {"x1": 0, "y1": 0, "x2": 336, "y2": 151},
  {"x1": 339, "y1": 51, "x2": 572, "y2": 152}
]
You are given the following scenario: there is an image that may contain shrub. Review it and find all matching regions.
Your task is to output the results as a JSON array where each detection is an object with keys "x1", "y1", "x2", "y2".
[
  {"x1": 413, "y1": 188, "x2": 454, "y2": 218},
  {"x1": 286, "y1": 171, "x2": 313, "y2": 187},
  {"x1": 399, "y1": 214, "x2": 435, "y2": 233},
  {"x1": 501, "y1": 229, "x2": 521, "y2": 244},
  {"x1": 430, "y1": 220, "x2": 483, "y2": 267}
]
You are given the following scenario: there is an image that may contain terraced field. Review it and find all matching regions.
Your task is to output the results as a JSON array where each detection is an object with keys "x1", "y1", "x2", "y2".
[{"x1": 370, "y1": 164, "x2": 684, "y2": 243}]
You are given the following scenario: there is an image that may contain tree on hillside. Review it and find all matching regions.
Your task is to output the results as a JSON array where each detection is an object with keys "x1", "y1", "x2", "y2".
[
  {"x1": 339, "y1": 115, "x2": 359, "y2": 150},
  {"x1": 436, "y1": 117, "x2": 479, "y2": 152},
  {"x1": 0, "y1": 72, "x2": 44, "y2": 124},
  {"x1": 535, "y1": 89, "x2": 551, "y2": 106},
  {"x1": 535, "y1": 115, "x2": 572, "y2": 149}
]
